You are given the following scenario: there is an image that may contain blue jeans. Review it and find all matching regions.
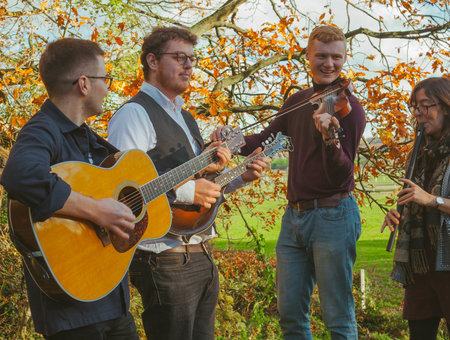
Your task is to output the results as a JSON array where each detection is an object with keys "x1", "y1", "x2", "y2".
[
  {"x1": 129, "y1": 250, "x2": 219, "y2": 340},
  {"x1": 276, "y1": 194, "x2": 361, "y2": 340}
]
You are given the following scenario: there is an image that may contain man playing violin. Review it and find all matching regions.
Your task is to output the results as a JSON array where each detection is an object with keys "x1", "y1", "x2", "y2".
[
  {"x1": 107, "y1": 26, "x2": 269, "y2": 340},
  {"x1": 212, "y1": 25, "x2": 366, "y2": 339}
]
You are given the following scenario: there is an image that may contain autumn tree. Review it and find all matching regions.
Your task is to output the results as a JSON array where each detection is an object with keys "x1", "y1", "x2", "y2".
[
  {"x1": 0, "y1": 0, "x2": 449, "y2": 337},
  {"x1": 1, "y1": 0, "x2": 448, "y2": 207}
]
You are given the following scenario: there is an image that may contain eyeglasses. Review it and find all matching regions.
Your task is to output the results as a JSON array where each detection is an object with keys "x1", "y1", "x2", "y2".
[
  {"x1": 158, "y1": 52, "x2": 198, "y2": 66},
  {"x1": 72, "y1": 75, "x2": 113, "y2": 89},
  {"x1": 408, "y1": 103, "x2": 438, "y2": 115}
]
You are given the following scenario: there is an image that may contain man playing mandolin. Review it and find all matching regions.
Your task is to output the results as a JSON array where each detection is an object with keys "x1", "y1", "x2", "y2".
[
  {"x1": 107, "y1": 26, "x2": 269, "y2": 340},
  {"x1": 212, "y1": 25, "x2": 366, "y2": 339},
  {"x1": 1, "y1": 39, "x2": 139, "y2": 339}
]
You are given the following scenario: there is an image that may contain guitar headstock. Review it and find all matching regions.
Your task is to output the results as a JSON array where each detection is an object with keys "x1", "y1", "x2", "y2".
[
  {"x1": 221, "y1": 126, "x2": 245, "y2": 155},
  {"x1": 261, "y1": 132, "x2": 293, "y2": 157}
]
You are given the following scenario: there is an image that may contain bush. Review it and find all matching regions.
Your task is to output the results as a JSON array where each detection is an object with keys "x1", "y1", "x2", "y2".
[
  {"x1": 270, "y1": 158, "x2": 288, "y2": 170},
  {"x1": 0, "y1": 210, "x2": 42, "y2": 340},
  {"x1": 213, "y1": 249, "x2": 281, "y2": 339}
]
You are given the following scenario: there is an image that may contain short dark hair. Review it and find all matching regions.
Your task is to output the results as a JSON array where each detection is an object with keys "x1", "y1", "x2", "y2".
[
  {"x1": 39, "y1": 38, "x2": 104, "y2": 97},
  {"x1": 307, "y1": 25, "x2": 346, "y2": 50},
  {"x1": 140, "y1": 26, "x2": 197, "y2": 80}
]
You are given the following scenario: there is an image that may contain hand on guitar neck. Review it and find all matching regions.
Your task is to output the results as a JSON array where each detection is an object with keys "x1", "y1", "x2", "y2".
[
  {"x1": 192, "y1": 140, "x2": 232, "y2": 209},
  {"x1": 55, "y1": 190, "x2": 135, "y2": 240},
  {"x1": 202, "y1": 141, "x2": 231, "y2": 173},
  {"x1": 240, "y1": 147, "x2": 270, "y2": 183}
]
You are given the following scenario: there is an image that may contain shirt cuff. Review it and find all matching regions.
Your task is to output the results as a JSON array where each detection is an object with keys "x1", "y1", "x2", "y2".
[
  {"x1": 30, "y1": 179, "x2": 71, "y2": 222},
  {"x1": 224, "y1": 175, "x2": 248, "y2": 194},
  {"x1": 173, "y1": 180, "x2": 195, "y2": 205}
]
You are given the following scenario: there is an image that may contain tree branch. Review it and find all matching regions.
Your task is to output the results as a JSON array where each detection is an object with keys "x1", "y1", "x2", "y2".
[
  {"x1": 346, "y1": 21, "x2": 450, "y2": 40},
  {"x1": 213, "y1": 51, "x2": 305, "y2": 91},
  {"x1": 190, "y1": 0, "x2": 248, "y2": 35}
]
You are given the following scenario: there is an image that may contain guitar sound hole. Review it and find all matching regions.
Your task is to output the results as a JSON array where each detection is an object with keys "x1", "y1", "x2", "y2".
[{"x1": 118, "y1": 186, "x2": 143, "y2": 218}]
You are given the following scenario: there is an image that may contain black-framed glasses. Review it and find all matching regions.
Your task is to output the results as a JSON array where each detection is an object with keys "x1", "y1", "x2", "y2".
[
  {"x1": 72, "y1": 75, "x2": 113, "y2": 89},
  {"x1": 408, "y1": 103, "x2": 438, "y2": 115},
  {"x1": 158, "y1": 52, "x2": 198, "y2": 66}
]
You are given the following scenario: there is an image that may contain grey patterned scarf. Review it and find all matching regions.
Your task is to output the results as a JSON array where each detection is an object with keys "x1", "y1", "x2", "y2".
[{"x1": 392, "y1": 132, "x2": 450, "y2": 285}]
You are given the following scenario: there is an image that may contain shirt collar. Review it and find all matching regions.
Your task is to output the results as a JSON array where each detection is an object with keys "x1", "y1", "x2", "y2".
[
  {"x1": 140, "y1": 81, "x2": 184, "y2": 114},
  {"x1": 41, "y1": 99, "x2": 84, "y2": 134}
]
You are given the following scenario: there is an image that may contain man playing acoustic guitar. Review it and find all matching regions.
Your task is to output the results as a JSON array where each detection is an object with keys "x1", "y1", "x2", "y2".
[
  {"x1": 1, "y1": 39, "x2": 140, "y2": 339},
  {"x1": 108, "y1": 26, "x2": 269, "y2": 340}
]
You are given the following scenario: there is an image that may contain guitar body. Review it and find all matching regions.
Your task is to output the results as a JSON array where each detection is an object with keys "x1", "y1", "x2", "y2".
[
  {"x1": 8, "y1": 149, "x2": 171, "y2": 302},
  {"x1": 169, "y1": 192, "x2": 226, "y2": 240}
]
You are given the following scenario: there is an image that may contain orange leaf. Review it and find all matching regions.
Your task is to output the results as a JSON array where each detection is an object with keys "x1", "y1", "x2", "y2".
[{"x1": 91, "y1": 28, "x2": 98, "y2": 42}]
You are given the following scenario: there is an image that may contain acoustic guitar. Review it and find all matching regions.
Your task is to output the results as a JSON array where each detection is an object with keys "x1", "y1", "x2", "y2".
[
  {"x1": 8, "y1": 128, "x2": 245, "y2": 302},
  {"x1": 170, "y1": 132, "x2": 293, "y2": 241}
]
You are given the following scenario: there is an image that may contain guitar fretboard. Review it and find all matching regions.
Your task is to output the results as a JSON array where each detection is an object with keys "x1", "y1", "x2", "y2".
[{"x1": 140, "y1": 147, "x2": 219, "y2": 203}]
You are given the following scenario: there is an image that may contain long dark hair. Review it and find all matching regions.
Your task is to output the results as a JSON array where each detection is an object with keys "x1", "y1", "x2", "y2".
[{"x1": 410, "y1": 77, "x2": 450, "y2": 134}]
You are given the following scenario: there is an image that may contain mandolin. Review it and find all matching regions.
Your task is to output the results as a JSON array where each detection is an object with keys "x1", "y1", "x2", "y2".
[{"x1": 170, "y1": 132, "x2": 293, "y2": 241}]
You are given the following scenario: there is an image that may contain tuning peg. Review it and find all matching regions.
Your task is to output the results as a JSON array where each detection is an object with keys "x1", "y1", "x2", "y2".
[{"x1": 221, "y1": 126, "x2": 233, "y2": 140}]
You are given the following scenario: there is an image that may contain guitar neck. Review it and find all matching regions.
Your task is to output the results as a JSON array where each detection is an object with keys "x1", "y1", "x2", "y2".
[
  {"x1": 214, "y1": 151, "x2": 265, "y2": 187},
  {"x1": 139, "y1": 147, "x2": 218, "y2": 203}
]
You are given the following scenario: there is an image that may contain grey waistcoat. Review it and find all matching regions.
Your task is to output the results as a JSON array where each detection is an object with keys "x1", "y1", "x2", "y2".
[{"x1": 128, "y1": 91, "x2": 204, "y2": 173}]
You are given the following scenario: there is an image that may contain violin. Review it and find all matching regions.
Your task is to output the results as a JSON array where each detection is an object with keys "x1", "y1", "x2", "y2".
[
  {"x1": 310, "y1": 79, "x2": 353, "y2": 147},
  {"x1": 242, "y1": 78, "x2": 354, "y2": 145}
]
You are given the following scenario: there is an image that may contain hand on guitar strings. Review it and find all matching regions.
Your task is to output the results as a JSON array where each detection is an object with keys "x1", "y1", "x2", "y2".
[
  {"x1": 193, "y1": 178, "x2": 221, "y2": 209},
  {"x1": 241, "y1": 147, "x2": 271, "y2": 182},
  {"x1": 90, "y1": 198, "x2": 136, "y2": 240},
  {"x1": 56, "y1": 191, "x2": 135, "y2": 240}
]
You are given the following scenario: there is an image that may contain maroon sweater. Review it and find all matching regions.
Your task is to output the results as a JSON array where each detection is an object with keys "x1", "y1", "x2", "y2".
[{"x1": 242, "y1": 83, "x2": 366, "y2": 202}]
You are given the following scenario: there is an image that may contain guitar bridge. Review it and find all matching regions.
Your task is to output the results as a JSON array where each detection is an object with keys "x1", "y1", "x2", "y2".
[{"x1": 93, "y1": 225, "x2": 111, "y2": 247}]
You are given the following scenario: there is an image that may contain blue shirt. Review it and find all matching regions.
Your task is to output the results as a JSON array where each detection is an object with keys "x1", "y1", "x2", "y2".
[{"x1": 1, "y1": 99, "x2": 131, "y2": 336}]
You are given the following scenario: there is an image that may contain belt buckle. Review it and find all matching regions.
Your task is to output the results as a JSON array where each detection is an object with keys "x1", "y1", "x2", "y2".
[{"x1": 291, "y1": 201, "x2": 301, "y2": 211}]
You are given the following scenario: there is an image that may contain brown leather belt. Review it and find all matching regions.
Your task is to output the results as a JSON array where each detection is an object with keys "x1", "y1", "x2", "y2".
[
  {"x1": 163, "y1": 242, "x2": 211, "y2": 254},
  {"x1": 134, "y1": 242, "x2": 211, "y2": 260},
  {"x1": 289, "y1": 192, "x2": 349, "y2": 212}
]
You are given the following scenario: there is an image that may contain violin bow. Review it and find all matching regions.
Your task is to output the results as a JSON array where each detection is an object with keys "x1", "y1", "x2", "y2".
[{"x1": 242, "y1": 79, "x2": 351, "y2": 132}]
